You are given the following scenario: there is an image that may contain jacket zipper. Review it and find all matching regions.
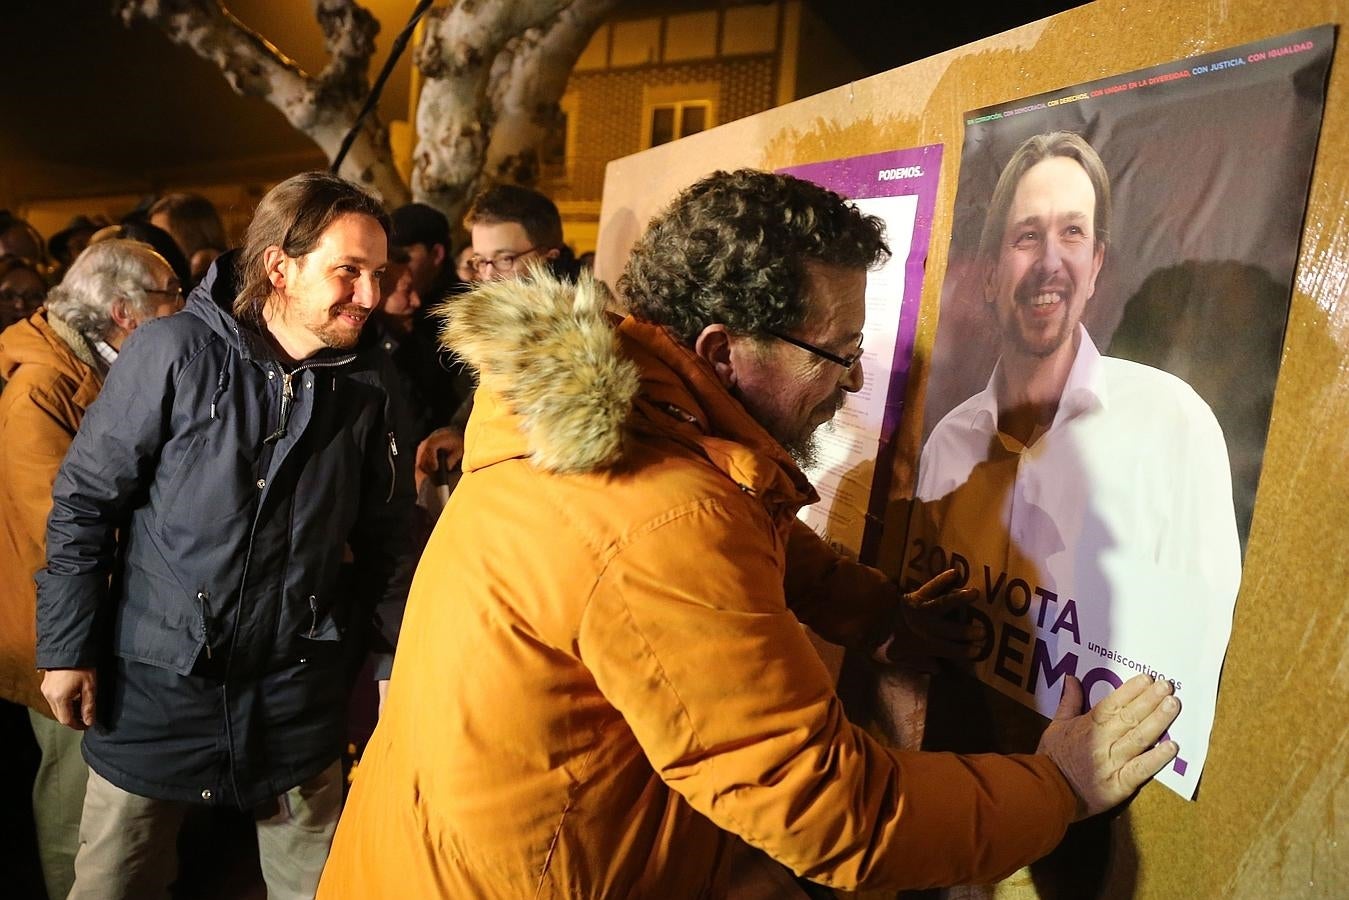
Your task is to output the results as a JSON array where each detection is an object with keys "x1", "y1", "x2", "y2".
[
  {"x1": 198, "y1": 590, "x2": 212, "y2": 659},
  {"x1": 209, "y1": 360, "x2": 230, "y2": 420},
  {"x1": 308, "y1": 594, "x2": 318, "y2": 639},
  {"x1": 262, "y1": 353, "x2": 353, "y2": 443},
  {"x1": 385, "y1": 432, "x2": 398, "y2": 503},
  {"x1": 264, "y1": 370, "x2": 296, "y2": 444}
]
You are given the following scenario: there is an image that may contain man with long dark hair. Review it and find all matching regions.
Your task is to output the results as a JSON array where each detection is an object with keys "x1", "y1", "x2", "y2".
[{"x1": 37, "y1": 172, "x2": 417, "y2": 899}]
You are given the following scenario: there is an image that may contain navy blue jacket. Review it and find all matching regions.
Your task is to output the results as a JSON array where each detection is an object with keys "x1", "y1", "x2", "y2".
[{"x1": 35, "y1": 257, "x2": 417, "y2": 806}]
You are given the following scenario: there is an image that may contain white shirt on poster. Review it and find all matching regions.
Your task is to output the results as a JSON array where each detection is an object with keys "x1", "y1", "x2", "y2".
[
  {"x1": 910, "y1": 325, "x2": 1242, "y2": 797},
  {"x1": 916, "y1": 325, "x2": 1240, "y2": 598}
]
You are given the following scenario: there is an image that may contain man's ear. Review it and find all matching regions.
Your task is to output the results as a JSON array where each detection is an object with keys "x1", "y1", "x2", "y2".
[
  {"x1": 543, "y1": 247, "x2": 560, "y2": 261},
  {"x1": 431, "y1": 243, "x2": 447, "y2": 267},
  {"x1": 263, "y1": 245, "x2": 288, "y2": 292},
  {"x1": 109, "y1": 297, "x2": 137, "y2": 333},
  {"x1": 693, "y1": 324, "x2": 736, "y2": 388}
]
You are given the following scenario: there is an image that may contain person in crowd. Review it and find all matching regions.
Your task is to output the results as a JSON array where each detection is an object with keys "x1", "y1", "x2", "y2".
[
  {"x1": 0, "y1": 255, "x2": 48, "y2": 331},
  {"x1": 318, "y1": 169, "x2": 1181, "y2": 897},
  {"x1": 462, "y1": 183, "x2": 571, "y2": 282},
  {"x1": 453, "y1": 243, "x2": 477, "y2": 286},
  {"x1": 36, "y1": 172, "x2": 418, "y2": 900},
  {"x1": 0, "y1": 239, "x2": 181, "y2": 900},
  {"x1": 389, "y1": 202, "x2": 457, "y2": 309},
  {"x1": 385, "y1": 204, "x2": 474, "y2": 438},
  {"x1": 0, "y1": 210, "x2": 46, "y2": 264},
  {"x1": 148, "y1": 192, "x2": 229, "y2": 287},
  {"x1": 412, "y1": 183, "x2": 572, "y2": 480},
  {"x1": 48, "y1": 215, "x2": 112, "y2": 278},
  {"x1": 365, "y1": 247, "x2": 437, "y2": 447}
]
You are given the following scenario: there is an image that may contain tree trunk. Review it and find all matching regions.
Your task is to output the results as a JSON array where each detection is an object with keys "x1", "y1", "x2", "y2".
[
  {"x1": 116, "y1": 0, "x2": 409, "y2": 205},
  {"x1": 481, "y1": 0, "x2": 623, "y2": 189},
  {"x1": 412, "y1": 0, "x2": 572, "y2": 225},
  {"x1": 118, "y1": 0, "x2": 625, "y2": 221}
]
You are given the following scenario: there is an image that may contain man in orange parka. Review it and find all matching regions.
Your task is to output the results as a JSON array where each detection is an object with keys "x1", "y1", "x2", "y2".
[{"x1": 319, "y1": 170, "x2": 1181, "y2": 897}]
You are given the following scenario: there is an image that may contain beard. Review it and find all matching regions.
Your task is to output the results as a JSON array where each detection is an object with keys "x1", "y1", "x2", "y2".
[
  {"x1": 308, "y1": 302, "x2": 369, "y2": 349},
  {"x1": 764, "y1": 388, "x2": 848, "y2": 471},
  {"x1": 781, "y1": 426, "x2": 822, "y2": 470},
  {"x1": 999, "y1": 277, "x2": 1077, "y2": 359}
]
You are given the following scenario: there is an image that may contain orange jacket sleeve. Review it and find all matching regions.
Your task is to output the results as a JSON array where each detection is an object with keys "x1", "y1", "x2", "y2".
[
  {"x1": 782, "y1": 518, "x2": 900, "y2": 649},
  {"x1": 579, "y1": 497, "x2": 1076, "y2": 891},
  {"x1": 0, "y1": 380, "x2": 80, "y2": 711}
]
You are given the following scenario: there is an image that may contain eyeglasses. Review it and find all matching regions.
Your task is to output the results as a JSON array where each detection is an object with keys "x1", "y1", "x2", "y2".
[
  {"x1": 469, "y1": 246, "x2": 543, "y2": 276},
  {"x1": 142, "y1": 284, "x2": 183, "y2": 301},
  {"x1": 767, "y1": 330, "x2": 865, "y2": 370}
]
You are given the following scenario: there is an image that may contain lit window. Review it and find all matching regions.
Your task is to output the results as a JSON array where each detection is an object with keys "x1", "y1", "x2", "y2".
[{"x1": 647, "y1": 100, "x2": 713, "y2": 147}]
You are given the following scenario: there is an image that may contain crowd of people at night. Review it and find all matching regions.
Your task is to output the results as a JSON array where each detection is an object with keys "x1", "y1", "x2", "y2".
[{"x1": 0, "y1": 165, "x2": 1180, "y2": 899}]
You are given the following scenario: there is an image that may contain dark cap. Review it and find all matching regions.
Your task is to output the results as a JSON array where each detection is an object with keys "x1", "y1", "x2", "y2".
[{"x1": 390, "y1": 203, "x2": 450, "y2": 250}]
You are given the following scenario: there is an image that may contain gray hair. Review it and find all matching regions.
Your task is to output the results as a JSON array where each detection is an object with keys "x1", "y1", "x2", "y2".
[{"x1": 45, "y1": 239, "x2": 167, "y2": 340}]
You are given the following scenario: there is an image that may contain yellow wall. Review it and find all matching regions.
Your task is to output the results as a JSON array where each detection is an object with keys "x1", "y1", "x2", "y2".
[{"x1": 596, "y1": 1, "x2": 1349, "y2": 896}]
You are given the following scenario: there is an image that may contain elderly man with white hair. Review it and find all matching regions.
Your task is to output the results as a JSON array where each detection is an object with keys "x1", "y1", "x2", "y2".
[{"x1": 0, "y1": 238, "x2": 180, "y2": 900}]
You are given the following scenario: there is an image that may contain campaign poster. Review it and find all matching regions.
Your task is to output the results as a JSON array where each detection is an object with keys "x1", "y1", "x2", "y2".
[
  {"x1": 780, "y1": 145, "x2": 942, "y2": 564},
  {"x1": 906, "y1": 26, "x2": 1334, "y2": 799}
]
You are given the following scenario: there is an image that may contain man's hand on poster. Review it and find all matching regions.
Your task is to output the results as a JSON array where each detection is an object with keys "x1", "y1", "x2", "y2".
[
  {"x1": 876, "y1": 568, "x2": 982, "y2": 667},
  {"x1": 1037, "y1": 673, "x2": 1181, "y2": 820},
  {"x1": 41, "y1": 667, "x2": 98, "y2": 730}
]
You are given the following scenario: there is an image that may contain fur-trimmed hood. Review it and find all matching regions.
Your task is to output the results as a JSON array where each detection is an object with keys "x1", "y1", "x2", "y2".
[
  {"x1": 441, "y1": 267, "x2": 640, "y2": 474},
  {"x1": 440, "y1": 267, "x2": 816, "y2": 511}
]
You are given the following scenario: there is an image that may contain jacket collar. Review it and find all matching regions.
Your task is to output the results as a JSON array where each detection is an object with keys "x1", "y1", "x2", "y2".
[
  {"x1": 45, "y1": 311, "x2": 105, "y2": 374},
  {"x1": 0, "y1": 309, "x2": 104, "y2": 408},
  {"x1": 617, "y1": 317, "x2": 817, "y2": 509}
]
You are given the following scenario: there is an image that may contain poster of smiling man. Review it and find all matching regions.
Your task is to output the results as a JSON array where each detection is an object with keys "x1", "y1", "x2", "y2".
[{"x1": 904, "y1": 25, "x2": 1333, "y2": 799}]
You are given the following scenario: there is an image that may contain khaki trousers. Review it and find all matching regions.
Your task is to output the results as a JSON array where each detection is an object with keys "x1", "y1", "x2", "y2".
[
  {"x1": 68, "y1": 761, "x2": 343, "y2": 900},
  {"x1": 28, "y1": 709, "x2": 89, "y2": 900}
]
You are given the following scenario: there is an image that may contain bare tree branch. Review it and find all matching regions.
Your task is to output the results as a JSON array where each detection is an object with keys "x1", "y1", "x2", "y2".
[
  {"x1": 483, "y1": 0, "x2": 623, "y2": 187},
  {"x1": 413, "y1": 0, "x2": 572, "y2": 222},
  {"x1": 116, "y1": 0, "x2": 408, "y2": 204},
  {"x1": 313, "y1": 0, "x2": 379, "y2": 105},
  {"x1": 118, "y1": 0, "x2": 624, "y2": 217},
  {"x1": 115, "y1": 0, "x2": 313, "y2": 124}
]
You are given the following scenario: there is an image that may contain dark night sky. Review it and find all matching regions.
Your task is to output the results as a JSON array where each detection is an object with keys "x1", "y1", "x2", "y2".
[
  {"x1": 803, "y1": 0, "x2": 1088, "y2": 74},
  {"x1": 0, "y1": 0, "x2": 1085, "y2": 201}
]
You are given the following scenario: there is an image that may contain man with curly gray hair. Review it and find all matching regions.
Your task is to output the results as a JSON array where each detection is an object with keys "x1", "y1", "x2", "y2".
[
  {"x1": 322, "y1": 169, "x2": 1182, "y2": 897},
  {"x1": 0, "y1": 237, "x2": 179, "y2": 900}
]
